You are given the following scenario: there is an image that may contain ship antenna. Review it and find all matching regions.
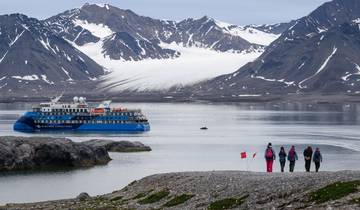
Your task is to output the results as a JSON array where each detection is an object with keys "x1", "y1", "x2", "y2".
[{"x1": 51, "y1": 93, "x2": 63, "y2": 103}]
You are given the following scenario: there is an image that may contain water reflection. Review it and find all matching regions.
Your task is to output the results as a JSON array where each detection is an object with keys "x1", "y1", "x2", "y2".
[{"x1": 0, "y1": 102, "x2": 360, "y2": 204}]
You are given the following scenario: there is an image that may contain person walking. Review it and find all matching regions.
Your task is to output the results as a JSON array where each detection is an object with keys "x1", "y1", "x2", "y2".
[
  {"x1": 278, "y1": 146, "x2": 287, "y2": 172},
  {"x1": 303, "y1": 146, "x2": 313, "y2": 172},
  {"x1": 313, "y1": 148, "x2": 323, "y2": 172},
  {"x1": 264, "y1": 143, "x2": 276, "y2": 172},
  {"x1": 287, "y1": 145, "x2": 298, "y2": 172}
]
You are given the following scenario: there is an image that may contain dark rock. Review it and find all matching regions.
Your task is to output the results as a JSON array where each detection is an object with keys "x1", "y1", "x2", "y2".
[
  {"x1": 83, "y1": 139, "x2": 152, "y2": 152},
  {"x1": 76, "y1": 192, "x2": 90, "y2": 201},
  {"x1": 0, "y1": 136, "x2": 111, "y2": 172}
]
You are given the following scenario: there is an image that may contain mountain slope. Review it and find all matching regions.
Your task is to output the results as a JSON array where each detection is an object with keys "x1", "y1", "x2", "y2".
[
  {"x1": 45, "y1": 3, "x2": 283, "y2": 91},
  {"x1": 188, "y1": 0, "x2": 360, "y2": 96},
  {"x1": 0, "y1": 14, "x2": 105, "y2": 96}
]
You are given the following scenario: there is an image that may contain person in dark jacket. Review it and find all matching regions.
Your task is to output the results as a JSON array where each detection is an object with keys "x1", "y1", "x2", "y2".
[
  {"x1": 264, "y1": 143, "x2": 276, "y2": 172},
  {"x1": 287, "y1": 145, "x2": 298, "y2": 172},
  {"x1": 278, "y1": 146, "x2": 287, "y2": 172},
  {"x1": 303, "y1": 146, "x2": 313, "y2": 172},
  {"x1": 313, "y1": 147, "x2": 323, "y2": 172}
]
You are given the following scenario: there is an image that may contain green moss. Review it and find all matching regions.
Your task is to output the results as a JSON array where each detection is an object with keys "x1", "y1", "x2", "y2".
[
  {"x1": 110, "y1": 196, "x2": 123, "y2": 202},
  {"x1": 351, "y1": 197, "x2": 360, "y2": 205},
  {"x1": 208, "y1": 195, "x2": 248, "y2": 210},
  {"x1": 138, "y1": 190, "x2": 170, "y2": 204},
  {"x1": 310, "y1": 180, "x2": 360, "y2": 204},
  {"x1": 133, "y1": 192, "x2": 147, "y2": 199},
  {"x1": 163, "y1": 194, "x2": 194, "y2": 207}
]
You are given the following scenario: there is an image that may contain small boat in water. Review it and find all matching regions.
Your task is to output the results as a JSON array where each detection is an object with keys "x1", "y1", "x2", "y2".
[{"x1": 13, "y1": 96, "x2": 150, "y2": 132}]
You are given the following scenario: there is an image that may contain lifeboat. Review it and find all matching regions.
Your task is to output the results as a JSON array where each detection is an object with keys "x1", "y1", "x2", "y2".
[{"x1": 91, "y1": 108, "x2": 105, "y2": 114}]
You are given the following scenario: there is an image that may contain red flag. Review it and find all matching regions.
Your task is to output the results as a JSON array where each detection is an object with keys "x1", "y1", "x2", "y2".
[
  {"x1": 240, "y1": 152, "x2": 247, "y2": 159},
  {"x1": 253, "y1": 153, "x2": 257, "y2": 158}
]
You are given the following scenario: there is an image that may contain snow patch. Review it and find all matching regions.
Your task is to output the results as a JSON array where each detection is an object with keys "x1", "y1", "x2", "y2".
[
  {"x1": 9, "y1": 30, "x2": 25, "y2": 47},
  {"x1": 38, "y1": 38, "x2": 57, "y2": 54},
  {"x1": 0, "y1": 83, "x2": 7, "y2": 89},
  {"x1": 73, "y1": 19, "x2": 114, "y2": 39},
  {"x1": 214, "y1": 20, "x2": 280, "y2": 45},
  {"x1": 298, "y1": 62, "x2": 306, "y2": 70},
  {"x1": 0, "y1": 50, "x2": 9, "y2": 63},
  {"x1": 252, "y1": 75, "x2": 294, "y2": 86},
  {"x1": 353, "y1": 18, "x2": 360, "y2": 24},
  {"x1": 12, "y1": 75, "x2": 39, "y2": 81},
  {"x1": 93, "y1": 3, "x2": 109, "y2": 10},
  {"x1": 299, "y1": 46, "x2": 337, "y2": 88},
  {"x1": 238, "y1": 94, "x2": 262, "y2": 97},
  {"x1": 61, "y1": 67, "x2": 73, "y2": 81},
  {"x1": 342, "y1": 63, "x2": 360, "y2": 81},
  {"x1": 317, "y1": 27, "x2": 328, "y2": 33},
  {"x1": 41, "y1": 75, "x2": 54, "y2": 85}
]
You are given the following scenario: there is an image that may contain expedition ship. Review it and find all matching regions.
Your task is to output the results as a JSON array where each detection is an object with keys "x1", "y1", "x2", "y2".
[{"x1": 13, "y1": 96, "x2": 150, "y2": 132}]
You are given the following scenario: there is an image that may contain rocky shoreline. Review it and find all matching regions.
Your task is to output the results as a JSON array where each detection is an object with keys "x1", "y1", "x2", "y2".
[
  {"x1": 3, "y1": 171, "x2": 360, "y2": 209},
  {"x1": 0, "y1": 136, "x2": 151, "y2": 172}
]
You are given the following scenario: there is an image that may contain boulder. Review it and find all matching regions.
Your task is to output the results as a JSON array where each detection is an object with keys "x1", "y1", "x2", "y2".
[
  {"x1": 0, "y1": 136, "x2": 111, "y2": 172},
  {"x1": 76, "y1": 192, "x2": 90, "y2": 201},
  {"x1": 83, "y1": 139, "x2": 152, "y2": 152}
]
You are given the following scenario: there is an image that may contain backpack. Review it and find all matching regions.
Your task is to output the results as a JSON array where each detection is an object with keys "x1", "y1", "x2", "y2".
[
  {"x1": 288, "y1": 150, "x2": 295, "y2": 160},
  {"x1": 266, "y1": 149, "x2": 273, "y2": 159}
]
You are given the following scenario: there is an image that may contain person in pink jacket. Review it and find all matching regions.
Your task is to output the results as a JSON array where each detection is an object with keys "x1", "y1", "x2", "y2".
[{"x1": 264, "y1": 143, "x2": 276, "y2": 172}]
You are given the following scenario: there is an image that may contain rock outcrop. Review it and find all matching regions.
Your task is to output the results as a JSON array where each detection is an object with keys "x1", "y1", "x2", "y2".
[
  {"x1": 0, "y1": 136, "x2": 111, "y2": 171},
  {"x1": 82, "y1": 139, "x2": 152, "y2": 152}
]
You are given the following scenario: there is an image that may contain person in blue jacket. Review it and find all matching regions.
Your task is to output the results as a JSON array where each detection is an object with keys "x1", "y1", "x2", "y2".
[
  {"x1": 313, "y1": 147, "x2": 323, "y2": 172},
  {"x1": 278, "y1": 146, "x2": 287, "y2": 172}
]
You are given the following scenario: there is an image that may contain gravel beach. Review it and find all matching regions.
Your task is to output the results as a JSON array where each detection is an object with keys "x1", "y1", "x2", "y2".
[{"x1": 3, "y1": 170, "x2": 360, "y2": 209}]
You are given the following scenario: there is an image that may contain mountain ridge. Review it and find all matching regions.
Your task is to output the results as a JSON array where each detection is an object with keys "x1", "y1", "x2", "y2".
[{"x1": 185, "y1": 0, "x2": 360, "y2": 97}]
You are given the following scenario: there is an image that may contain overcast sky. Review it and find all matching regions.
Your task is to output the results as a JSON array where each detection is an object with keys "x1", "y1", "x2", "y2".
[{"x1": 0, "y1": 0, "x2": 330, "y2": 25}]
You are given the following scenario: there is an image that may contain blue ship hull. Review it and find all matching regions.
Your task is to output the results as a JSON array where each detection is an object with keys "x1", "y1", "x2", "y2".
[{"x1": 14, "y1": 112, "x2": 150, "y2": 132}]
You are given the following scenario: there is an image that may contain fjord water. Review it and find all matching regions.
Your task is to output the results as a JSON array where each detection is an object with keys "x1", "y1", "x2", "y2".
[{"x1": 1, "y1": 102, "x2": 360, "y2": 204}]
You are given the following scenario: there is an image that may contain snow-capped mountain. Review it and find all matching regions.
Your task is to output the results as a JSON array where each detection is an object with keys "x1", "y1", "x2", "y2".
[
  {"x1": 45, "y1": 3, "x2": 282, "y2": 91},
  {"x1": 0, "y1": 13, "x2": 105, "y2": 96},
  {"x1": 188, "y1": 0, "x2": 360, "y2": 97}
]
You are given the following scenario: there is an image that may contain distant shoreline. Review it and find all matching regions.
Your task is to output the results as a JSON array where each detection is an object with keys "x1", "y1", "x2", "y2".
[{"x1": 1, "y1": 94, "x2": 360, "y2": 104}]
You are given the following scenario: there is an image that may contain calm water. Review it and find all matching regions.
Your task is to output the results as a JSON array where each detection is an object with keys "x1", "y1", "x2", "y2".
[{"x1": 1, "y1": 102, "x2": 360, "y2": 204}]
